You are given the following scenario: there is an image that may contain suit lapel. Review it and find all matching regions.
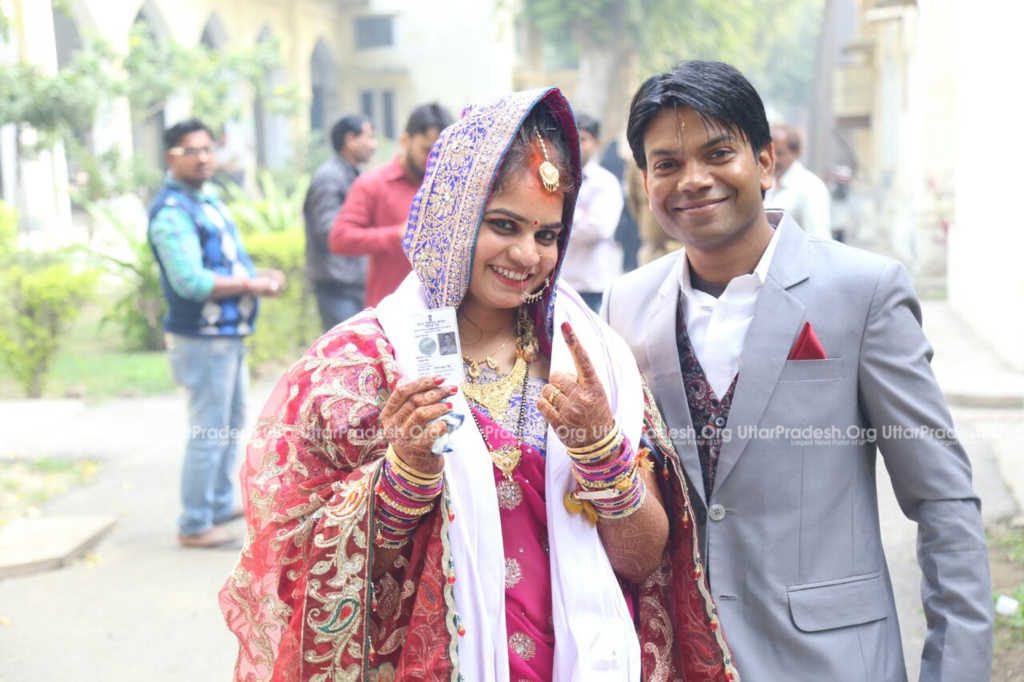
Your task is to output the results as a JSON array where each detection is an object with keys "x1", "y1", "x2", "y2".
[
  {"x1": 713, "y1": 217, "x2": 810, "y2": 494},
  {"x1": 643, "y1": 257, "x2": 707, "y2": 506}
]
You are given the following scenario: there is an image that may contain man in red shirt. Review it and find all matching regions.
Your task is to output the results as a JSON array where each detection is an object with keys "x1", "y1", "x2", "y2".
[{"x1": 329, "y1": 102, "x2": 453, "y2": 306}]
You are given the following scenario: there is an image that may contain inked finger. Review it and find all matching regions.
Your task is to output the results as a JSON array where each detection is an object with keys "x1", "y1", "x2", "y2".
[{"x1": 560, "y1": 322, "x2": 599, "y2": 386}]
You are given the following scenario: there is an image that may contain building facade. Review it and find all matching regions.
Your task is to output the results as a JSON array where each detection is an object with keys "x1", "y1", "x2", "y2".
[{"x1": 0, "y1": 0, "x2": 517, "y2": 244}]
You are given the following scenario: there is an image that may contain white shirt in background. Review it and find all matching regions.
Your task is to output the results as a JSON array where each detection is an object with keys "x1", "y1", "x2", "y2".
[
  {"x1": 562, "y1": 159, "x2": 624, "y2": 294},
  {"x1": 765, "y1": 160, "x2": 832, "y2": 240}
]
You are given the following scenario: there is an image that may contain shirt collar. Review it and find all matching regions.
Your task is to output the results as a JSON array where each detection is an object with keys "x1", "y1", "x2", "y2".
[
  {"x1": 678, "y1": 218, "x2": 781, "y2": 299},
  {"x1": 166, "y1": 173, "x2": 218, "y2": 201},
  {"x1": 382, "y1": 155, "x2": 411, "y2": 182}
]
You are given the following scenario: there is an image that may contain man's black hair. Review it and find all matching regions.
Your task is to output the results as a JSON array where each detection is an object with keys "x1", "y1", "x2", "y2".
[
  {"x1": 576, "y1": 113, "x2": 600, "y2": 140},
  {"x1": 163, "y1": 118, "x2": 213, "y2": 151},
  {"x1": 330, "y1": 114, "x2": 371, "y2": 153},
  {"x1": 405, "y1": 102, "x2": 454, "y2": 136},
  {"x1": 626, "y1": 60, "x2": 770, "y2": 170}
]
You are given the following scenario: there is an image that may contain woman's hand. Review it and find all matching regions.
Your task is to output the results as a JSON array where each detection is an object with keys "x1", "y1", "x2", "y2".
[
  {"x1": 379, "y1": 376, "x2": 456, "y2": 475},
  {"x1": 537, "y1": 322, "x2": 615, "y2": 449}
]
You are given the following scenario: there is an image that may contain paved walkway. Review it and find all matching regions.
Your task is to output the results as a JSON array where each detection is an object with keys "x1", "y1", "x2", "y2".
[{"x1": 0, "y1": 300, "x2": 1020, "y2": 681}]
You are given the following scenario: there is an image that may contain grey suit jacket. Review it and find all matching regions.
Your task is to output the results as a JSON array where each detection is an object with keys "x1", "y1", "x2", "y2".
[{"x1": 604, "y1": 213, "x2": 992, "y2": 682}]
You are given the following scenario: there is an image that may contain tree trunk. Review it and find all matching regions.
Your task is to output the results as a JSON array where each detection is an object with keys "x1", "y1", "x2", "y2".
[{"x1": 575, "y1": 41, "x2": 638, "y2": 146}]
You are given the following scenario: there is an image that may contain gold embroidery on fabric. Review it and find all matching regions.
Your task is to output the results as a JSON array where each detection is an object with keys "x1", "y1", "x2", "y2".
[
  {"x1": 504, "y1": 557, "x2": 522, "y2": 589},
  {"x1": 508, "y1": 632, "x2": 536, "y2": 660}
]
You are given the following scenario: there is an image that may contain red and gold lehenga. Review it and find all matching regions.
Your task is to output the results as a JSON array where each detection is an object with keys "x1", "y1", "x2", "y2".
[{"x1": 220, "y1": 88, "x2": 738, "y2": 681}]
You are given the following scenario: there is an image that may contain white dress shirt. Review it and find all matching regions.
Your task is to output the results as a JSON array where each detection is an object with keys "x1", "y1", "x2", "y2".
[
  {"x1": 562, "y1": 159, "x2": 624, "y2": 293},
  {"x1": 765, "y1": 160, "x2": 832, "y2": 240},
  {"x1": 678, "y1": 226, "x2": 781, "y2": 398}
]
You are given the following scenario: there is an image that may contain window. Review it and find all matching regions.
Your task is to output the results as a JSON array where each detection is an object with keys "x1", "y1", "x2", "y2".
[
  {"x1": 381, "y1": 90, "x2": 395, "y2": 140},
  {"x1": 360, "y1": 91, "x2": 375, "y2": 122},
  {"x1": 355, "y1": 16, "x2": 394, "y2": 49},
  {"x1": 360, "y1": 90, "x2": 397, "y2": 141}
]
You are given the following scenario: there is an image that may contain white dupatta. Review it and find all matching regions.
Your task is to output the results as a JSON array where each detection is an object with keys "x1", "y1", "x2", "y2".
[{"x1": 376, "y1": 274, "x2": 643, "y2": 681}]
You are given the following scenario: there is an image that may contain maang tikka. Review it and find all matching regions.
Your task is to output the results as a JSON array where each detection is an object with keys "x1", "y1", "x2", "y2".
[{"x1": 535, "y1": 128, "x2": 560, "y2": 193}]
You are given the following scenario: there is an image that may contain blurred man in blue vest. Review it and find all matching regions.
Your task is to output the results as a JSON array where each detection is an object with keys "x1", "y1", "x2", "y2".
[{"x1": 148, "y1": 118, "x2": 286, "y2": 548}]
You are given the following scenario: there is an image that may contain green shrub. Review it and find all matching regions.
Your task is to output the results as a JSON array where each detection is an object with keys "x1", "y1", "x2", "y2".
[
  {"x1": 0, "y1": 257, "x2": 98, "y2": 398},
  {"x1": 86, "y1": 203, "x2": 166, "y2": 351},
  {"x1": 228, "y1": 170, "x2": 309, "y2": 234},
  {"x1": 242, "y1": 227, "x2": 317, "y2": 368}
]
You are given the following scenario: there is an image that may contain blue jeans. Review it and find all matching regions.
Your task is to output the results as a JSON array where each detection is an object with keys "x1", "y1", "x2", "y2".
[
  {"x1": 313, "y1": 281, "x2": 364, "y2": 332},
  {"x1": 167, "y1": 334, "x2": 248, "y2": 536}
]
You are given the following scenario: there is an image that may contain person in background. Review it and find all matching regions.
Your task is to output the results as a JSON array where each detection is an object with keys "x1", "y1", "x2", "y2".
[
  {"x1": 559, "y1": 113, "x2": 624, "y2": 312},
  {"x1": 601, "y1": 138, "x2": 641, "y2": 272},
  {"x1": 303, "y1": 114, "x2": 378, "y2": 331},
  {"x1": 147, "y1": 118, "x2": 286, "y2": 549},
  {"x1": 328, "y1": 102, "x2": 453, "y2": 306},
  {"x1": 765, "y1": 123, "x2": 831, "y2": 239}
]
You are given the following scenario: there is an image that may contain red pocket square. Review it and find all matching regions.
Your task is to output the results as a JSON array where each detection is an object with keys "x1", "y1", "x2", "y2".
[{"x1": 788, "y1": 322, "x2": 828, "y2": 360}]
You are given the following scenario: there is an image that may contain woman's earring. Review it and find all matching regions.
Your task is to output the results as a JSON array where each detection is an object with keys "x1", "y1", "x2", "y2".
[{"x1": 523, "y1": 277, "x2": 550, "y2": 303}]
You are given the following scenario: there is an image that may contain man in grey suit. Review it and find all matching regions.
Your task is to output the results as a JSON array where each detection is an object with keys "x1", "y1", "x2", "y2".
[{"x1": 604, "y1": 60, "x2": 992, "y2": 681}]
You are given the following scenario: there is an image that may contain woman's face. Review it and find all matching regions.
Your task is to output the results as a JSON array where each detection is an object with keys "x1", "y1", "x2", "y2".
[{"x1": 464, "y1": 168, "x2": 565, "y2": 312}]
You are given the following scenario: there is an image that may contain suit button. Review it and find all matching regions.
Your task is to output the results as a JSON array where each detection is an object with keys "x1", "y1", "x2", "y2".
[{"x1": 708, "y1": 504, "x2": 726, "y2": 521}]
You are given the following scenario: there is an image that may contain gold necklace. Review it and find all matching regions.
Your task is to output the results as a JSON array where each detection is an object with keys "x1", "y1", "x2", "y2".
[
  {"x1": 460, "y1": 306, "x2": 537, "y2": 510},
  {"x1": 461, "y1": 354, "x2": 528, "y2": 424},
  {"x1": 463, "y1": 337, "x2": 513, "y2": 380},
  {"x1": 465, "y1": 360, "x2": 531, "y2": 511}
]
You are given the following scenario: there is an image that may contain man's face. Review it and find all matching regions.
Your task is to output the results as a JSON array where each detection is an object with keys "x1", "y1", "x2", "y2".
[
  {"x1": 771, "y1": 128, "x2": 796, "y2": 177},
  {"x1": 402, "y1": 127, "x2": 441, "y2": 182},
  {"x1": 166, "y1": 130, "x2": 216, "y2": 188},
  {"x1": 641, "y1": 107, "x2": 773, "y2": 254},
  {"x1": 345, "y1": 121, "x2": 378, "y2": 165},
  {"x1": 579, "y1": 130, "x2": 599, "y2": 166}
]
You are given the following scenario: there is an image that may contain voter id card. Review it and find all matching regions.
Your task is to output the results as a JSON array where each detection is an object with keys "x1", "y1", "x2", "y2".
[{"x1": 411, "y1": 307, "x2": 464, "y2": 385}]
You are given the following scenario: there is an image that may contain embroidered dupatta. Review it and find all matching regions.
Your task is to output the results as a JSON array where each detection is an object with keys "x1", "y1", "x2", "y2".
[{"x1": 220, "y1": 87, "x2": 738, "y2": 681}]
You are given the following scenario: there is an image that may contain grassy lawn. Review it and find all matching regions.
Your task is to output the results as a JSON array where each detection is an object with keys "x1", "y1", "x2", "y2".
[
  {"x1": 991, "y1": 525, "x2": 1024, "y2": 680},
  {"x1": 0, "y1": 302, "x2": 173, "y2": 400},
  {"x1": 0, "y1": 457, "x2": 100, "y2": 525}
]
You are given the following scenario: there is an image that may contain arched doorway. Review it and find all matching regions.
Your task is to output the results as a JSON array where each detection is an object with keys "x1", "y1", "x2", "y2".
[
  {"x1": 309, "y1": 38, "x2": 339, "y2": 133},
  {"x1": 130, "y1": 3, "x2": 169, "y2": 185}
]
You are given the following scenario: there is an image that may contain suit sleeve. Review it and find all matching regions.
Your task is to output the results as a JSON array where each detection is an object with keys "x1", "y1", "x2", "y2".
[
  {"x1": 858, "y1": 261, "x2": 993, "y2": 682},
  {"x1": 328, "y1": 175, "x2": 404, "y2": 256}
]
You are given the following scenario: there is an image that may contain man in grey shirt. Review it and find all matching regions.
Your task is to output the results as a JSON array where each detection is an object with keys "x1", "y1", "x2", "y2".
[{"x1": 304, "y1": 114, "x2": 378, "y2": 330}]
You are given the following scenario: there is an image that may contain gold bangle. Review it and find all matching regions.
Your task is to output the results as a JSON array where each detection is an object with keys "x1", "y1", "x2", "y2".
[
  {"x1": 376, "y1": 487, "x2": 436, "y2": 517},
  {"x1": 385, "y1": 446, "x2": 442, "y2": 487},
  {"x1": 569, "y1": 431, "x2": 624, "y2": 466},
  {"x1": 566, "y1": 423, "x2": 621, "y2": 457}
]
